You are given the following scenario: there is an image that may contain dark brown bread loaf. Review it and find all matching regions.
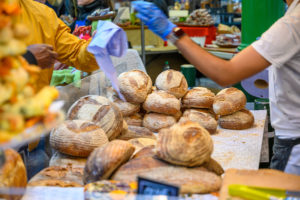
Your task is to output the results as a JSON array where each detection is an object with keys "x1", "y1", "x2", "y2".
[
  {"x1": 219, "y1": 108, "x2": 254, "y2": 130},
  {"x1": 83, "y1": 140, "x2": 135, "y2": 184}
]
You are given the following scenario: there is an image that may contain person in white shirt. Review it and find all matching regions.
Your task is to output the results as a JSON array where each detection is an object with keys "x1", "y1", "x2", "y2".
[{"x1": 132, "y1": 0, "x2": 300, "y2": 175}]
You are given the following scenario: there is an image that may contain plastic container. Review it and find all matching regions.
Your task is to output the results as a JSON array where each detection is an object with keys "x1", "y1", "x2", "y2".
[{"x1": 178, "y1": 25, "x2": 217, "y2": 45}]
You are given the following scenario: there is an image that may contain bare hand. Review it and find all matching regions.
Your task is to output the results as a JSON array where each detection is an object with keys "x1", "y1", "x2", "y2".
[{"x1": 27, "y1": 44, "x2": 58, "y2": 69}]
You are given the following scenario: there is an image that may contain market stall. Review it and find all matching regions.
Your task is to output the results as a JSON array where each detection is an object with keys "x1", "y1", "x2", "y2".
[{"x1": 1, "y1": 0, "x2": 300, "y2": 200}]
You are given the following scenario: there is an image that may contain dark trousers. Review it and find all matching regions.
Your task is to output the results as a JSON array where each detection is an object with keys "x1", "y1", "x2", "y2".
[{"x1": 270, "y1": 136, "x2": 300, "y2": 171}]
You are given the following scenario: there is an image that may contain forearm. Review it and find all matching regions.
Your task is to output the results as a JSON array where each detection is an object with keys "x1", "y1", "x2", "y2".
[{"x1": 175, "y1": 35, "x2": 270, "y2": 86}]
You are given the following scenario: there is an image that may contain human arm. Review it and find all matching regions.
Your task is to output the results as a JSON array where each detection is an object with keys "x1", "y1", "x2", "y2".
[
  {"x1": 133, "y1": 1, "x2": 271, "y2": 86},
  {"x1": 174, "y1": 35, "x2": 270, "y2": 86},
  {"x1": 54, "y1": 18, "x2": 99, "y2": 72}
]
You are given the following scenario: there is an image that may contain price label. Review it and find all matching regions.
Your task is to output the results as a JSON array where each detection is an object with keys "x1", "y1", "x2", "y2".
[{"x1": 137, "y1": 176, "x2": 179, "y2": 200}]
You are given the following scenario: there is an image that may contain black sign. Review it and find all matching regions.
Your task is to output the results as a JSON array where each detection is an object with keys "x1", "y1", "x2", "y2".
[{"x1": 137, "y1": 176, "x2": 179, "y2": 200}]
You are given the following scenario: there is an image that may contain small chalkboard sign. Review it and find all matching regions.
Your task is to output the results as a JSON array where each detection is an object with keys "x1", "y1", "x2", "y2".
[{"x1": 137, "y1": 176, "x2": 179, "y2": 200}]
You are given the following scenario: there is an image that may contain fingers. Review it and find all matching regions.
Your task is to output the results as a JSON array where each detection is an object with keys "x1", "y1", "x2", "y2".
[
  {"x1": 136, "y1": 13, "x2": 150, "y2": 24},
  {"x1": 50, "y1": 51, "x2": 58, "y2": 60}
]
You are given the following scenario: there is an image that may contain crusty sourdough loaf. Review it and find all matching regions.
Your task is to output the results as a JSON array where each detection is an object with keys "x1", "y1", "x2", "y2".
[
  {"x1": 143, "y1": 90, "x2": 181, "y2": 115},
  {"x1": 219, "y1": 108, "x2": 254, "y2": 130},
  {"x1": 50, "y1": 120, "x2": 109, "y2": 157},
  {"x1": 107, "y1": 87, "x2": 140, "y2": 117},
  {"x1": 0, "y1": 149, "x2": 27, "y2": 200},
  {"x1": 156, "y1": 121, "x2": 213, "y2": 167},
  {"x1": 155, "y1": 69, "x2": 188, "y2": 98},
  {"x1": 179, "y1": 109, "x2": 217, "y2": 134},
  {"x1": 117, "y1": 125, "x2": 156, "y2": 140},
  {"x1": 112, "y1": 156, "x2": 221, "y2": 194},
  {"x1": 213, "y1": 87, "x2": 246, "y2": 115},
  {"x1": 28, "y1": 166, "x2": 84, "y2": 187},
  {"x1": 67, "y1": 95, "x2": 123, "y2": 140},
  {"x1": 83, "y1": 140, "x2": 135, "y2": 184},
  {"x1": 124, "y1": 113, "x2": 143, "y2": 127},
  {"x1": 118, "y1": 70, "x2": 152, "y2": 104},
  {"x1": 182, "y1": 87, "x2": 215, "y2": 109},
  {"x1": 143, "y1": 113, "x2": 177, "y2": 132}
]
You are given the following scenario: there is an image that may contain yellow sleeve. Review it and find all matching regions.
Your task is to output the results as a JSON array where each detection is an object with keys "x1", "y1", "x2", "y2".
[{"x1": 54, "y1": 19, "x2": 99, "y2": 72}]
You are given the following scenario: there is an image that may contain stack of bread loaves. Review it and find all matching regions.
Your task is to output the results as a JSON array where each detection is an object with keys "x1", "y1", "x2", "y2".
[
  {"x1": 180, "y1": 87, "x2": 218, "y2": 134},
  {"x1": 142, "y1": 69, "x2": 187, "y2": 132},
  {"x1": 213, "y1": 87, "x2": 254, "y2": 130}
]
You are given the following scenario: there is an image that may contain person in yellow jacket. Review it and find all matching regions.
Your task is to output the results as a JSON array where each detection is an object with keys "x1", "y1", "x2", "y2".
[{"x1": 16, "y1": 0, "x2": 99, "y2": 91}]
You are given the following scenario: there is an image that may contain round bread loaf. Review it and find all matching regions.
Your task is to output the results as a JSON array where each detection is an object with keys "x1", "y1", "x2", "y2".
[
  {"x1": 219, "y1": 109, "x2": 254, "y2": 130},
  {"x1": 0, "y1": 149, "x2": 27, "y2": 200},
  {"x1": 107, "y1": 88, "x2": 140, "y2": 117},
  {"x1": 124, "y1": 113, "x2": 143, "y2": 127},
  {"x1": 182, "y1": 87, "x2": 215, "y2": 109},
  {"x1": 118, "y1": 70, "x2": 152, "y2": 104},
  {"x1": 213, "y1": 87, "x2": 246, "y2": 115},
  {"x1": 67, "y1": 95, "x2": 123, "y2": 140},
  {"x1": 156, "y1": 121, "x2": 213, "y2": 167},
  {"x1": 143, "y1": 91, "x2": 180, "y2": 115},
  {"x1": 50, "y1": 120, "x2": 109, "y2": 157},
  {"x1": 143, "y1": 113, "x2": 177, "y2": 132},
  {"x1": 155, "y1": 69, "x2": 188, "y2": 98},
  {"x1": 83, "y1": 140, "x2": 135, "y2": 184},
  {"x1": 179, "y1": 109, "x2": 217, "y2": 134}
]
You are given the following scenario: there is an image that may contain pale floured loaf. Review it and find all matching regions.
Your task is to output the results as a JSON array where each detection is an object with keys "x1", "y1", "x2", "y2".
[
  {"x1": 124, "y1": 113, "x2": 143, "y2": 127},
  {"x1": 143, "y1": 113, "x2": 177, "y2": 132},
  {"x1": 50, "y1": 120, "x2": 109, "y2": 157},
  {"x1": 67, "y1": 95, "x2": 123, "y2": 140},
  {"x1": 155, "y1": 69, "x2": 188, "y2": 98},
  {"x1": 179, "y1": 109, "x2": 217, "y2": 134},
  {"x1": 182, "y1": 87, "x2": 215, "y2": 109},
  {"x1": 118, "y1": 70, "x2": 152, "y2": 104},
  {"x1": 213, "y1": 87, "x2": 246, "y2": 115},
  {"x1": 156, "y1": 121, "x2": 213, "y2": 167},
  {"x1": 143, "y1": 91, "x2": 180, "y2": 115}
]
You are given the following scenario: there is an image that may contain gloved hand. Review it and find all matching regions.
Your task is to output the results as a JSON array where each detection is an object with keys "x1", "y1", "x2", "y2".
[{"x1": 132, "y1": 1, "x2": 176, "y2": 41}]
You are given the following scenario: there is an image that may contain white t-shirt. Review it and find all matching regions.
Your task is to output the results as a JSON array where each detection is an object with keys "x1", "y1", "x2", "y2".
[
  {"x1": 252, "y1": 0, "x2": 300, "y2": 139},
  {"x1": 252, "y1": 0, "x2": 300, "y2": 175}
]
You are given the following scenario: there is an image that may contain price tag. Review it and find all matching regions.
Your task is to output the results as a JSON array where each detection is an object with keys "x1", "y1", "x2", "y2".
[{"x1": 137, "y1": 176, "x2": 179, "y2": 200}]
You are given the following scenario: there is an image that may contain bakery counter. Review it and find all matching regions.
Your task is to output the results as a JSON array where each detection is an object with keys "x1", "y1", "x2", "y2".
[{"x1": 212, "y1": 110, "x2": 267, "y2": 170}]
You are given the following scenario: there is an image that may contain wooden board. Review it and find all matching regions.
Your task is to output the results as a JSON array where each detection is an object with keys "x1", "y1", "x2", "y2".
[{"x1": 211, "y1": 110, "x2": 267, "y2": 170}]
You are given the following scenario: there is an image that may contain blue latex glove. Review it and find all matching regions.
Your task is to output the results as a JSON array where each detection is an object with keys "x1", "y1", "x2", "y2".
[{"x1": 132, "y1": 1, "x2": 176, "y2": 41}]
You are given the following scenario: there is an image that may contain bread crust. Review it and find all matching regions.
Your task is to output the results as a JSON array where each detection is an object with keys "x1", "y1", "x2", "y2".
[
  {"x1": 213, "y1": 87, "x2": 246, "y2": 115},
  {"x1": 182, "y1": 87, "x2": 215, "y2": 109},
  {"x1": 179, "y1": 109, "x2": 217, "y2": 134},
  {"x1": 143, "y1": 113, "x2": 176, "y2": 132},
  {"x1": 50, "y1": 120, "x2": 109, "y2": 157},
  {"x1": 67, "y1": 95, "x2": 123, "y2": 140},
  {"x1": 83, "y1": 140, "x2": 135, "y2": 184},
  {"x1": 143, "y1": 91, "x2": 181, "y2": 115},
  {"x1": 155, "y1": 69, "x2": 188, "y2": 98},
  {"x1": 219, "y1": 109, "x2": 254, "y2": 130},
  {"x1": 118, "y1": 70, "x2": 152, "y2": 104}
]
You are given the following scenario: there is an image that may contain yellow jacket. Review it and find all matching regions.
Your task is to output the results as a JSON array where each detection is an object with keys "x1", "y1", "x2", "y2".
[{"x1": 16, "y1": 0, "x2": 99, "y2": 90}]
